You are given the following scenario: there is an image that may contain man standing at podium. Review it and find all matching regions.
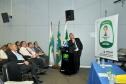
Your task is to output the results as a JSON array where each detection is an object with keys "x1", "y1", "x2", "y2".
[{"x1": 68, "y1": 33, "x2": 83, "y2": 72}]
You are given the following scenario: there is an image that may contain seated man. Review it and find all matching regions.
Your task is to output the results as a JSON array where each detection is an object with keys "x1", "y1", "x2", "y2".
[
  {"x1": 19, "y1": 41, "x2": 45, "y2": 69},
  {"x1": 33, "y1": 41, "x2": 49, "y2": 65},
  {"x1": 19, "y1": 41, "x2": 35, "y2": 58},
  {"x1": 27, "y1": 42, "x2": 39, "y2": 58},
  {"x1": 27, "y1": 42, "x2": 48, "y2": 69},
  {"x1": 15, "y1": 41, "x2": 21, "y2": 54},
  {"x1": 5, "y1": 43, "x2": 42, "y2": 84},
  {"x1": 6, "y1": 43, "x2": 12, "y2": 52}
]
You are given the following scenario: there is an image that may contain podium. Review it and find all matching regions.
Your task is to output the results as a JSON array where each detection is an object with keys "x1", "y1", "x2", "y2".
[{"x1": 60, "y1": 47, "x2": 77, "y2": 75}]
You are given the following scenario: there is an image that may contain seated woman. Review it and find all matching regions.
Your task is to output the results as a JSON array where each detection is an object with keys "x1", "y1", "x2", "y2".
[
  {"x1": 0, "y1": 45, "x2": 8, "y2": 72},
  {"x1": 0, "y1": 45, "x2": 8, "y2": 60},
  {"x1": 33, "y1": 41, "x2": 49, "y2": 66}
]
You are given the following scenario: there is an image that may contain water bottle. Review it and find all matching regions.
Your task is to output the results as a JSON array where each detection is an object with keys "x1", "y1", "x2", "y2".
[
  {"x1": 109, "y1": 74, "x2": 115, "y2": 84},
  {"x1": 96, "y1": 57, "x2": 100, "y2": 64},
  {"x1": 107, "y1": 68, "x2": 115, "y2": 84},
  {"x1": 101, "y1": 59, "x2": 105, "y2": 68}
]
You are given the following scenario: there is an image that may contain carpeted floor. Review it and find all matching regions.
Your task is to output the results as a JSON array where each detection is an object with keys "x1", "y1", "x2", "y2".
[{"x1": 39, "y1": 68, "x2": 89, "y2": 84}]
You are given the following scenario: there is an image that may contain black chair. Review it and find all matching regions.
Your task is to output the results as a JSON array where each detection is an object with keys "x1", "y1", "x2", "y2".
[
  {"x1": 2, "y1": 63, "x2": 9, "y2": 81},
  {"x1": 0, "y1": 59, "x2": 8, "y2": 74},
  {"x1": 2, "y1": 62, "x2": 22, "y2": 82},
  {"x1": 118, "y1": 55, "x2": 126, "y2": 70},
  {"x1": 2, "y1": 62, "x2": 32, "y2": 82},
  {"x1": 115, "y1": 49, "x2": 126, "y2": 71}
]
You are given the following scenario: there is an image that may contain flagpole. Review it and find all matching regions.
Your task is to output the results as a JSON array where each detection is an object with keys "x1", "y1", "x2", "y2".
[
  {"x1": 48, "y1": 22, "x2": 52, "y2": 66},
  {"x1": 64, "y1": 21, "x2": 68, "y2": 39},
  {"x1": 63, "y1": 21, "x2": 68, "y2": 45},
  {"x1": 52, "y1": 21, "x2": 61, "y2": 69},
  {"x1": 49, "y1": 22, "x2": 55, "y2": 66}
]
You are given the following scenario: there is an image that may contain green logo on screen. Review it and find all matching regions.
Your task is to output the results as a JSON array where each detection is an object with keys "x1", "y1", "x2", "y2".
[{"x1": 99, "y1": 20, "x2": 114, "y2": 48}]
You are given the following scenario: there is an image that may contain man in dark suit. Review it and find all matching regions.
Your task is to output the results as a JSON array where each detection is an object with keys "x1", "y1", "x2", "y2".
[
  {"x1": 5, "y1": 43, "x2": 42, "y2": 84},
  {"x1": 68, "y1": 33, "x2": 83, "y2": 72}
]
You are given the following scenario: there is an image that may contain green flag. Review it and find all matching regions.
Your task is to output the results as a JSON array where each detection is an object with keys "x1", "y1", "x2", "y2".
[
  {"x1": 65, "y1": 29, "x2": 69, "y2": 41},
  {"x1": 63, "y1": 22, "x2": 69, "y2": 47},
  {"x1": 56, "y1": 21, "x2": 62, "y2": 64},
  {"x1": 48, "y1": 22, "x2": 55, "y2": 65}
]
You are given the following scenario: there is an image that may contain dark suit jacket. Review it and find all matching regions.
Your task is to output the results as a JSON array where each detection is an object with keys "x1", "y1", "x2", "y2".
[
  {"x1": 5, "y1": 51, "x2": 23, "y2": 81},
  {"x1": 68, "y1": 38, "x2": 83, "y2": 56},
  {"x1": 5, "y1": 51, "x2": 24, "y2": 63}
]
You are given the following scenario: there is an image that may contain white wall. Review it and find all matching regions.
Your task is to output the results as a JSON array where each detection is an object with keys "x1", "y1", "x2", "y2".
[
  {"x1": 0, "y1": 0, "x2": 49, "y2": 54},
  {"x1": 0, "y1": 0, "x2": 126, "y2": 66},
  {"x1": 101, "y1": 0, "x2": 126, "y2": 48}
]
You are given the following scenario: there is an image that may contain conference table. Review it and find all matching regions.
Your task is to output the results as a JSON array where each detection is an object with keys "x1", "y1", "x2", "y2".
[{"x1": 88, "y1": 61, "x2": 126, "y2": 84}]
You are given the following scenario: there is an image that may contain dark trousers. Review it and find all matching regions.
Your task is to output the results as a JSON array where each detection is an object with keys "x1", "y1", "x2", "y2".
[
  {"x1": 18, "y1": 63, "x2": 40, "y2": 83},
  {"x1": 23, "y1": 55, "x2": 48, "y2": 69},
  {"x1": 32, "y1": 58, "x2": 44, "y2": 69},
  {"x1": 73, "y1": 52, "x2": 81, "y2": 72},
  {"x1": 75, "y1": 54, "x2": 80, "y2": 71},
  {"x1": 18, "y1": 63, "x2": 38, "y2": 77},
  {"x1": 39, "y1": 55, "x2": 49, "y2": 67}
]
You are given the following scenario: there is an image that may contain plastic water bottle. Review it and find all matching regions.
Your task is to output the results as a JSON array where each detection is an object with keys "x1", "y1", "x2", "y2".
[
  {"x1": 109, "y1": 74, "x2": 115, "y2": 84},
  {"x1": 96, "y1": 57, "x2": 100, "y2": 64},
  {"x1": 107, "y1": 68, "x2": 115, "y2": 84},
  {"x1": 101, "y1": 59, "x2": 105, "y2": 68}
]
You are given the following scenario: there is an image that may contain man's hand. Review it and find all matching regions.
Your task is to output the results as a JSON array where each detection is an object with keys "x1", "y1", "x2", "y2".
[
  {"x1": 31, "y1": 55, "x2": 37, "y2": 58},
  {"x1": 37, "y1": 52, "x2": 44, "y2": 55},
  {"x1": 24, "y1": 61, "x2": 29, "y2": 65}
]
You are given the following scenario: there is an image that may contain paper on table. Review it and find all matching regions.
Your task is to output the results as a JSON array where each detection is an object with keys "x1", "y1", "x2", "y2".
[
  {"x1": 100, "y1": 64, "x2": 112, "y2": 67},
  {"x1": 98, "y1": 73, "x2": 108, "y2": 77}
]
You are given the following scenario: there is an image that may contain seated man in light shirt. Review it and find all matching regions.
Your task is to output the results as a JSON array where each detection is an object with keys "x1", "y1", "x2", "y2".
[
  {"x1": 27, "y1": 42, "x2": 48, "y2": 69},
  {"x1": 19, "y1": 41, "x2": 45, "y2": 69},
  {"x1": 19, "y1": 41, "x2": 35, "y2": 58},
  {"x1": 27, "y1": 42, "x2": 38, "y2": 58},
  {"x1": 5, "y1": 43, "x2": 42, "y2": 84},
  {"x1": 33, "y1": 41, "x2": 49, "y2": 65}
]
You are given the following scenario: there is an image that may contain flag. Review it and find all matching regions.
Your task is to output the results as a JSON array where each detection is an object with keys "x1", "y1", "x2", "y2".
[
  {"x1": 48, "y1": 22, "x2": 55, "y2": 65},
  {"x1": 63, "y1": 21, "x2": 69, "y2": 47},
  {"x1": 65, "y1": 29, "x2": 69, "y2": 41},
  {"x1": 56, "y1": 21, "x2": 62, "y2": 64}
]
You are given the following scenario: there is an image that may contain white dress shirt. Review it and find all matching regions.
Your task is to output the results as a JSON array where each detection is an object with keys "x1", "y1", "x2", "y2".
[
  {"x1": 74, "y1": 41, "x2": 79, "y2": 51},
  {"x1": 19, "y1": 47, "x2": 32, "y2": 57},
  {"x1": 12, "y1": 51, "x2": 25, "y2": 60},
  {"x1": 27, "y1": 47, "x2": 36, "y2": 57}
]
